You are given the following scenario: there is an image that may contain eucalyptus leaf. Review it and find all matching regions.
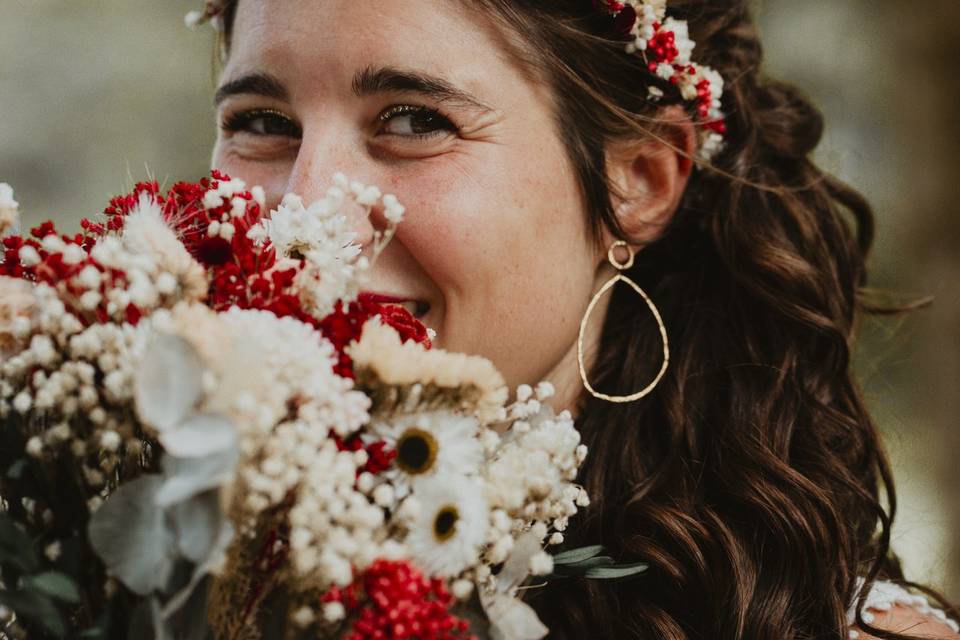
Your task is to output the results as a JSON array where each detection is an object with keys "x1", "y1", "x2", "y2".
[
  {"x1": 553, "y1": 556, "x2": 615, "y2": 571},
  {"x1": 551, "y1": 545, "x2": 604, "y2": 565},
  {"x1": 164, "y1": 574, "x2": 216, "y2": 640},
  {"x1": 78, "y1": 609, "x2": 113, "y2": 639},
  {"x1": 0, "y1": 512, "x2": 39, "y2": 573},
  {"x1": 0, "y1": 589, "x2": 64, "y2": 637},
  {"x1": 161, "y1": 520, "x2": 233, "y2": 621},
  {"x1": 24, "y1": 571, "x2": 81, "y2": 603},
  {"x1": 135, "y1": 334, "x2": 204, "y2": 432},
  {"x1": 5, "y1": 458, "x2": 27, "y2": 480},
  {"x1": 582, "y1": 562, "x2": 649, "y2": 579},
  {"x1": 128, "y1": 596, "x2": 166, "y2": 640},
  {"x1": 169, "y1": 491, "x2": 222, "y2": 563},
  {"x1": 156, "y1": 448, "x2": 238, "y2": 507},
  {"x1": 88, "y1": 475, "x2": 176, "y2": 596},
  {"x1": 160, "y1": 413, "x2": 236, "y2": 459}
]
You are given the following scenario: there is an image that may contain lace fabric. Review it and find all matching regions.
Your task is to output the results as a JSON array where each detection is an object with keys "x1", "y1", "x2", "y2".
[{"x1": 847, "y1": 578, "x2": 959, "y2": 639}]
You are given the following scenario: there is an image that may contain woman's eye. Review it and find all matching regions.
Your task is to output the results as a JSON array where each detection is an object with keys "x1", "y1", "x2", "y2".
[
  {"x1": 221, "y1": 109, "x2": 302, "y2": 138},
  {"x1": 378, "y1": 105, "x2": 457, "y2": 138}
]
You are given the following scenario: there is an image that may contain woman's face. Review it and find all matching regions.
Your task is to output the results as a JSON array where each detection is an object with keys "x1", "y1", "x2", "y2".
[{"x1": 212, "y1": 0, "x2": 605, "y2": 397}]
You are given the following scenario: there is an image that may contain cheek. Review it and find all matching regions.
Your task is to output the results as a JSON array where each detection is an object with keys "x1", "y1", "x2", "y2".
[
  {"x1": 211, "y1": 141, "x2": 292, "y2": 210},
  {"x1": 413, "y1": 146, "x2": 591, "y2": 294},
  {"x1": 392, "y1": 142, "x2": 595, "y2": 383}
]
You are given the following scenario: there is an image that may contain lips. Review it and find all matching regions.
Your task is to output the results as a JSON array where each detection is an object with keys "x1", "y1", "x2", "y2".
[{"x1": 358, "y1": 292, "x2": 431, "y2": 319}]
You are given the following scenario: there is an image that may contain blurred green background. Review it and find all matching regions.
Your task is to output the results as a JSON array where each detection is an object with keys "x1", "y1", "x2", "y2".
[{"x1": 1, "y1": 0, "x2": 957, "y2": 600}]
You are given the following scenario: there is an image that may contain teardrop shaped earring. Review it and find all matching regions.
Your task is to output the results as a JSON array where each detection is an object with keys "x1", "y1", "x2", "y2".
[{"x1": 577, "y1": 240, "x2": 670, "y2": 403}]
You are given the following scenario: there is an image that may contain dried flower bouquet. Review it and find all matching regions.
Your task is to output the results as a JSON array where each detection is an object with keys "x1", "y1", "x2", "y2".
[{"x1": 0, "y1": 174, "x2": 621, "y2": 640}]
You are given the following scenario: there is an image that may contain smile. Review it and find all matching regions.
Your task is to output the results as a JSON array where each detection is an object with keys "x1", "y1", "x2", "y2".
[{"x1": 359, "y1": 292, "x2": 431, "y2": 320}]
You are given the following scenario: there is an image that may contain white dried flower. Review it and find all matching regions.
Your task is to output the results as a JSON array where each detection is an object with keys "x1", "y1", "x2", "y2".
[
  {"x1": 0, "y1": 277, "x2": 35, "y2": 356},
  {"x1": 44, "y1": 541, "x2": 62, "y2": 562},
  {"x1": 18, "y1": 245, "x2": 40, "y2": 267},
  {"x1": 99, "y1": 430, "x2": 122, "y2": 452},
  {"x1": 348, "y1": 319, "x2": 508, "y2": 424},
  {"x1": 452, "y1": 579, "x2": 474, "y2": 600},
  {"x1": 13, "y1": 391, "x2": 32, "y2": 414},
  {"x1": 0, "y1": 183, "x2": 18, "y2": 236},
  {"x1": 291, "y1": 606, "x2": 316, "y2": 628},
  {"x1": 371, "y1": 410, "x2": 483, "y2": 496},
  {"x1": 322, "y1": 601, "x2": 346, "y2": 623},
  {"x1": 529, "y1": 551, "x2": 554, "y2": 576},
  {"x1": 406, "y1": 474, "x2": 488, "y2": 578},
  {"x1": 25, "y1": 436, "x2": 43, "y2": 458}
]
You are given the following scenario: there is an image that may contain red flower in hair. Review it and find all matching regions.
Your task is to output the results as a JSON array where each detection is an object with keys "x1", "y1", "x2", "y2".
[{"x1": 610, "y1": 4, "x2": 638, "y2": 37}]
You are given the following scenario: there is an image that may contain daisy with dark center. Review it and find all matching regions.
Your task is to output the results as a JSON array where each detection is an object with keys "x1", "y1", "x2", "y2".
[
  {"x1": 395, "y1": 426, "x2": 438, "y2": 475},
  {"x1": 406, "y1": 474, "x2": 489, "y2": 578},
  {"x1": 370, "y1": 410, "x2": 484, "y2": 498}
]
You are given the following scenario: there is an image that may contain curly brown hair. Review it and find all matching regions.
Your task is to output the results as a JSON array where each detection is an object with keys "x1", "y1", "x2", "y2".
[{"x1": 217, "y1": 1, "x2": 954, "y2": 638}]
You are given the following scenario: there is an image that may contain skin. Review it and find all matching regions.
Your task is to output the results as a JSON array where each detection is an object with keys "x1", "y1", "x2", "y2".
[
  {"x1": 213, "y1": 2, "x2": 959, "y2": 637},
  {"x1": 212, "y1": 0, "x2": 691, "y2": 411},
  {"x1": 863, "y1": 606, "x2": 960, "y2": 640}
]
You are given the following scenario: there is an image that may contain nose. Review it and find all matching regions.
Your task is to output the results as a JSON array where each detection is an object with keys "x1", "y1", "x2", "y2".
[{"x1": 283, "y1": 132, "x2": 379, "y2": 251}]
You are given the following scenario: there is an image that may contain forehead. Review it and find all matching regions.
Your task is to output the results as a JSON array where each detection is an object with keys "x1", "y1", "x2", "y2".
[{"x1": 227, "y1": 0, "x2": 521, "y2": 100}]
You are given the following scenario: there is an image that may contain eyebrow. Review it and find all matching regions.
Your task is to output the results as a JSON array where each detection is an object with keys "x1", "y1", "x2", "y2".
[
  {"x1": 352, "y1": 66, "x2": 492, "y2": 112},
  {"x1": 214, "y1": 66, "x2": 493, "y2": 114},
  {"x1": 214, "y1": 72, "x2": 288, "y2": 107}
]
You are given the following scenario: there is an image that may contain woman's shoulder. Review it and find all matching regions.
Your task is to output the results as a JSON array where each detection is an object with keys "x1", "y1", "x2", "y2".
[{"x1": 849, "y1": 579, "x2": 960, "y2": 639}]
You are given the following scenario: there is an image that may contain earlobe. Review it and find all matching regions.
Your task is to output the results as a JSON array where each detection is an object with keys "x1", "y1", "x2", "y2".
[{"x1": 605, "y1": 105, "x2": 697, "y2": 247}]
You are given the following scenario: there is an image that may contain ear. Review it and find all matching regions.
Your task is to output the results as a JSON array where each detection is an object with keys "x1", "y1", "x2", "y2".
[{"x1": 603, "y1": 105, "x2": 697, "y2": 249}]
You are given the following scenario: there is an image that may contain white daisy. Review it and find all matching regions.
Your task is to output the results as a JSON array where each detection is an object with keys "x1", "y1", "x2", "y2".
[
  {"x1": 406, "y1": 473, "x2": 488, "y2": 578},
  {"x1": 370, "y1": 410, "x2": 483, "y2": 496}
]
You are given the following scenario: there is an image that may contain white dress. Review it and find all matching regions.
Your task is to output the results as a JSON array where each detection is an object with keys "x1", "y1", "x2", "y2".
[{"x1": 847, "y1": 578, "x2": 959, "y2": 639}]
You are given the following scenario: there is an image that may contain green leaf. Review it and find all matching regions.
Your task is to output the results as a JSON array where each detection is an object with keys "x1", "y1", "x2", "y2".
[
  {"x1": 25, "y1": 571, "x2": 82, "y2": 603},
  {"x1": 555, "y1": 556, "x2": 615, "y2": 571},
  {"x1": 551, "y1": 545, "x2": 604, "y2": 565},
  {"x1": 0, "y1": 589, "x2": 66, "y2": 637},
  {"x1": 79, "y1": 624, "x2": 106, "y2": 639},
  {"x1": 78, "y1": 610, "x2": 111, "y2": 639},
  {"x1": 88, "y1": 475, "x2": 176, "y2": 596},
  {"x1": 0, "y1": 512, "x2": 39, "y2": 573},
  {"x1": 6, "y1": 459, "x2": 27, "y2": 480},
  {"x1": 582, "y1": 562, "x2": 649, "y2": 579}
]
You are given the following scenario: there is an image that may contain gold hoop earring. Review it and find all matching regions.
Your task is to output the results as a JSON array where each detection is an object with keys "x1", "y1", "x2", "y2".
[{"x1": 577, "y1": 240, "x2": 670, "y2": 403}]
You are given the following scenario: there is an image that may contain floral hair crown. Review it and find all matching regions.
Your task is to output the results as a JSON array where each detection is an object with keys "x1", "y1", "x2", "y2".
[
  {"x1": 187, "y1": 0, "x2": 726, "y2": 160},
  {"x1": 595, "y1": 0, "x2": 727, "y2": 160}
]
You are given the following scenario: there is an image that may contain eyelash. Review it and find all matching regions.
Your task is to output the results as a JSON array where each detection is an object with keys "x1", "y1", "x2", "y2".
[
  {"x1": 219, "y1": 105, "x2": 458, "y2": 140},
  {"x1": 221, "y1": 108, "x2": 302, "y2": 138},
  {"x1": 377, "y1": 104, "x2": 459, "y2": 139}
]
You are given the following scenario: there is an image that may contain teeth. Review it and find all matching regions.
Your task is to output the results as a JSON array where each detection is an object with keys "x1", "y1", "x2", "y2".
[{"x1": 383, "y1": 300, "x2": 430, "y2": 319}]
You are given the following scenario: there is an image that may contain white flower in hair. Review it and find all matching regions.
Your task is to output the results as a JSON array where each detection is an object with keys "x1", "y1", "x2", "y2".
[
  {"x1": 405, "y1": 473, "x2": 489, "y2": 578},
  {"x1": 644, "y1": 0, "x2": 668, "y2": 20},
  {"x1": 663, "y1": 17, "x2": 695, "y2": 65},
  {"x1": 597, "y1": 0, "x2": 729, "y2": 162}
]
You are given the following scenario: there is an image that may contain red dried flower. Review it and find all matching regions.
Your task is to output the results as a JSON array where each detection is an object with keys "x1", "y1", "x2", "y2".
[
  {"x1": 320, "y1": 295, "x2": 432, "y2": 379},
  {"x1": 323, "y1": 559, "x2": 474, "y2": 640}
]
